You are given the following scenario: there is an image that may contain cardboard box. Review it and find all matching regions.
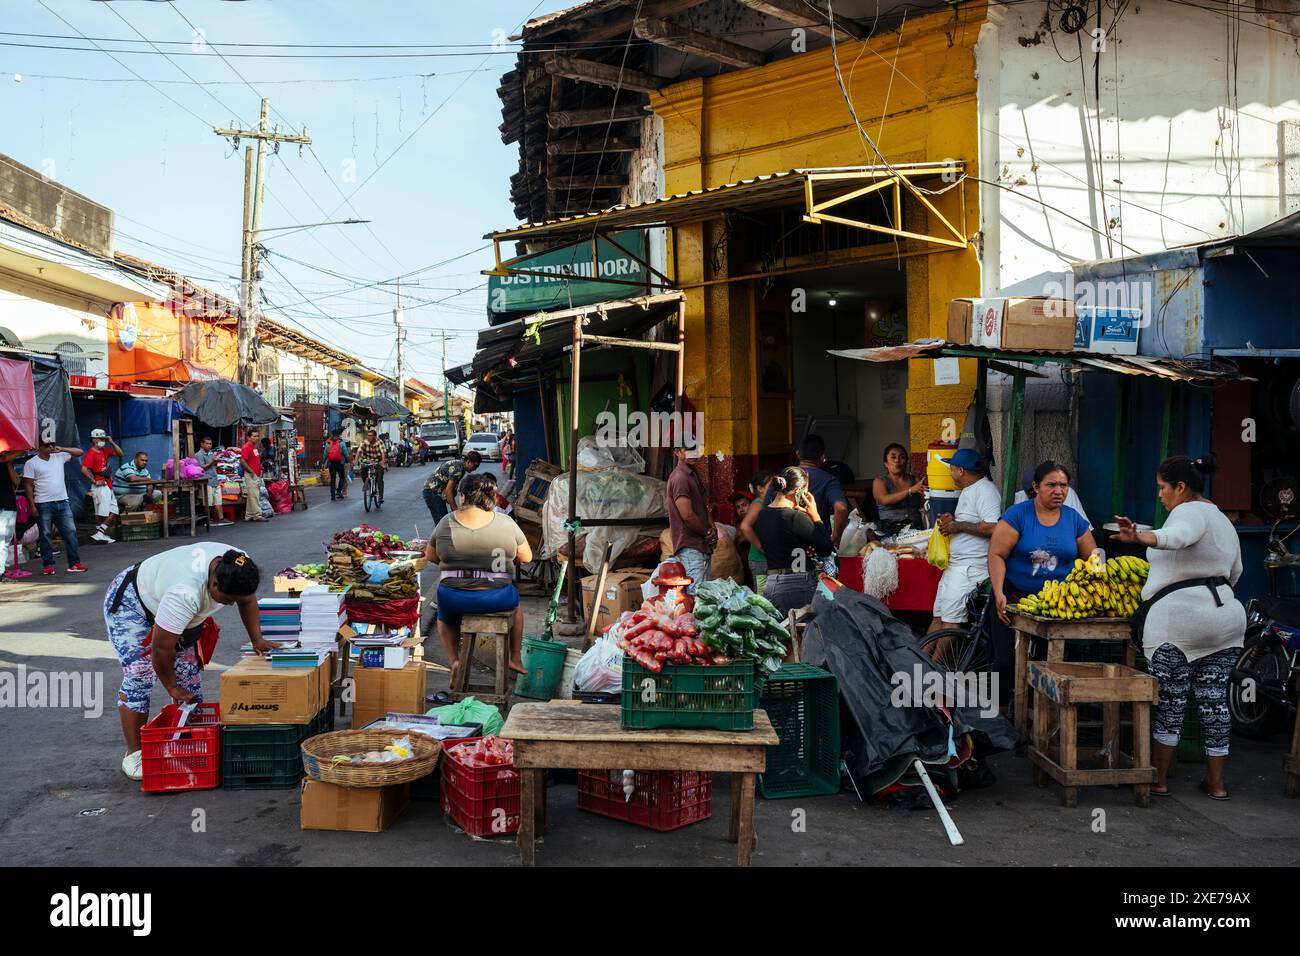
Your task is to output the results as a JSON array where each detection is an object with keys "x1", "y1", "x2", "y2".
[
  {"x1": 299, "y1": 779, "x2": 410, "y2": 832},
  {"x1": 351, "y1": 660, "x2": 427, "y2": 729},
  {"x1": 1074, "y1": 306, "x2": 1141, "y2": 355},
  {"x1": 972, "y1": 297, "x2": 1074, "y2": 351},
  {"x1": 946, "y1": 298, "x2": 974, "y2": 344},
  {"x1": 119, "y1": 511, "x2": 160, "y2": 525},
  {"x1": 273, "y1": 575, "x2": 312, "y2": 594},
  {"x1": 220, "y1": 656, "x2": 327, "y2": 725},
  {"x1": 581, "y1": 568, "x2": 652, "y2": 631}
]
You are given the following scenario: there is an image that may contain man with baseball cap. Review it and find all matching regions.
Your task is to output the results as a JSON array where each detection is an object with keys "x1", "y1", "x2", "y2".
[
  {"x1": 928, "y1": 448, "x2": 1002, "y2": 635},
  {"x1": 80, "y1": 428, "x2": 123, "y2": 544}
]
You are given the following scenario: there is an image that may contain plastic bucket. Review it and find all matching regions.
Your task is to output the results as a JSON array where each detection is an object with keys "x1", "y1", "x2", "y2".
[
  {"x1": 514, "y1": 636, "x2": 568, "y2": 700},
  {"x1": 927, "y1": 490, "x2": 960, "y2": 523},
  {"x1": 558, "y1": 648, "x2": 584, "y2": 699},
  {"x1": 926, "y1": 445, "x2": 958, "y2": 491}
]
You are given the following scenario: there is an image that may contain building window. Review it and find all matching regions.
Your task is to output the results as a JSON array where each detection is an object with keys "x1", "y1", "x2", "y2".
[{"x1": 54, "y1": 341, "x2": 87, "y2": 375}]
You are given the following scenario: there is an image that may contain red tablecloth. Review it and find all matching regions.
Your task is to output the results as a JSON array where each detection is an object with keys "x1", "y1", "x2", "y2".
[{"x1": 836, "y1": 555, "x2": 943, "y2": 612}]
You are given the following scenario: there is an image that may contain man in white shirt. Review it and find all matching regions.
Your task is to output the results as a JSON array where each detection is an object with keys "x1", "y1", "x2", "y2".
[
  {"x1": 21, "y1": 440, "x2": 88, "y2": 575},
  {"x1": 928, "y1": 449, "x2": 1001, "y2": 632}
]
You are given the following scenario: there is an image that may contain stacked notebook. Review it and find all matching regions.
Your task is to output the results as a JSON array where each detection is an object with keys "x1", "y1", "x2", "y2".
[
  {"x1": 299, "y1": 585, "x2": 345, "y2": 648},
  {"x1": 257, "y1": 597, "x2": 301, "y2": 639}
]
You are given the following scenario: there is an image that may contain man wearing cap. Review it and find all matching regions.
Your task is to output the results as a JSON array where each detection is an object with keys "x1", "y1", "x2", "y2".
[
  {"x1": 80, "y1": 429, "x2": 123, "y2": 544},
  {"x1": 928, "y1": 448, "x2": 1002, "y2": 635}
]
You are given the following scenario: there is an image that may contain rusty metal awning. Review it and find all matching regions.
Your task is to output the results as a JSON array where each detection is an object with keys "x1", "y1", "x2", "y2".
[
  {"x1": 828, "y1": 340, "x2": 1252, "y2": 384},
  {"x1": 452, "y1": 291, "x2": 684, "y2": 390}
]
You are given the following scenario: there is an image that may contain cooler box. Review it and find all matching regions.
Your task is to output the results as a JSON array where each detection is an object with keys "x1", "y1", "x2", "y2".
[{"x1": 926, "y1": 444, "x2": 958, "y2": 491}]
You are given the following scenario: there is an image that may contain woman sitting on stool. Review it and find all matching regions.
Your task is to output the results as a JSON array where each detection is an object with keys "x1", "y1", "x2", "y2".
[{"x1": 425, "y1": 471, "x2": 531, "y2": 685}]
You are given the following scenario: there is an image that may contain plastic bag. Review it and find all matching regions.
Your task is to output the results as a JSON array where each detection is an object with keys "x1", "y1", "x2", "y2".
[
  {"x1": 575, "y1": 435, "x2": 645, "y2": 474},
  {"x1": 927, "y1": 529, "x2": 950, "y2": 570},
  {"x1": 573, "y1": 634, "x2": 623, "y2": 695},
  {"x1": 426, "y1": 696, "x2": 503, "y2": 736},
  {"x1": 840, "y1": 511, "x2": 872, "y2": 556},
  {"x1": 266, "y1": 479, "x2": 292, "y2": 514},
  {"x1": 541, "y1": 467, "x2": 666, "y2": 570}
]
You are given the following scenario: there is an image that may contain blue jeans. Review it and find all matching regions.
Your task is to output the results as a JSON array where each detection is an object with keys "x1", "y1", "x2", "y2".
[
  {"x1": 423, "y1": 486, "x2": 449, "y2": 525},
  {"x1": 36, "y1": 499, "x2": 80, "y2": 567},
  {"x1": 674, "y1": 547, "x2": 711, "y2": 595}
]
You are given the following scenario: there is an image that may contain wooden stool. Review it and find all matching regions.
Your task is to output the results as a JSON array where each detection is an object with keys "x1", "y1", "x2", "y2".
[
  {"x1": 290, "y1": 484, "x2": 308, "y2": 511},
  {"x1": 450, "y1": 612, "x2": 513, "y2": 710},
  {"x1": 1286, "y1": 666, "x2": 1300, "y2": 798},
  {"x1": 1028, "y1": 661, "x2": 1157, "y2": 808}
]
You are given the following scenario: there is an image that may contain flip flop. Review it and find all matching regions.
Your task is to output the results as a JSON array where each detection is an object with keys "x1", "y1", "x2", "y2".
[
  {"x1": 1199, "y1": 779, "x2": 1230, "y2": 801},
  {"x1": 1150, "y1": 785, "x2": 1172, "y2": 797}
]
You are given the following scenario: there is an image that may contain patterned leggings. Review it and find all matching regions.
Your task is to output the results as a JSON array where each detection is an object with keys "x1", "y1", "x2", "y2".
[
  {"x1": 1148, "y1": 643, "x2": 1240, "y2": 758},
  {"x1": 103, "y1": 567, "x2": 203, "y2": 715}
]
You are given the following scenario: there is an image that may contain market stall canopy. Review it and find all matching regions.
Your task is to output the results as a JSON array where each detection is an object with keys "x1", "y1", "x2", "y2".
[
  {"x1": 175, "y1": 380, "x2": 281, "y2": 428},
  {"x1": 342, "y1": 396, "x2": 409, "y2": 420},
  {"x1": 0, "y1": 354, "x2": 36, "y2": 450},
  {"x1": 25, "y1": 351, "x2": 77, "y2": 447},
  {"x1": 827, "y1": 339, "x2": 1252, "y2": 384},
  {"x1": 450, "y1": 291, "x2": 684, "y2": 394}
]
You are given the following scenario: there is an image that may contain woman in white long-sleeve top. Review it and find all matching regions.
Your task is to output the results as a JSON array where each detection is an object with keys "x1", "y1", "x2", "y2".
[{"x1": 1115, "y1": 455, "x2": 1246, "y2": 800}]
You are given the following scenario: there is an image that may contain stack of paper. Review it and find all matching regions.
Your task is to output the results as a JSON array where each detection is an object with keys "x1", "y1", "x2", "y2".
[
  {"x1": 268, "y1": 647, "x2": 332, "y2": 668},
  {"x1": 299, "y1": 584, "x2": 345, "y2": 648},
  {"x1": 257, "y1": 597, "x2": 301, "y2": 638}
]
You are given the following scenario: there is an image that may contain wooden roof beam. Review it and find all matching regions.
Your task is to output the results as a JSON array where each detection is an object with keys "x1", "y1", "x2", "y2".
[
  {"x1": 543, "y1": 53, "x2": 665, "y2": 93},
  {"x1": 549, "y1": 104, "x2": 646, "y2": 129},
  {"x1": 548, "y1": 174, "x2": 628, "y2": 189},
  {"x1": 547, "y1": 135, "x2": 640, "y2": 156},
  {"x1": 633, "y1": 16, "x2": 768, "y2": 69},
  {"x1": 732, "y1": 0, "x2": 866, "y2": 41}
]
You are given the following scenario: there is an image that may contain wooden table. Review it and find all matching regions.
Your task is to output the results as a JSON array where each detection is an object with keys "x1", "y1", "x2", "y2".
[
  {"x1": 155, "y1": 478, "x2": 210, "y2": 539},
  {"x1": 1008, "y1": 612, "x2": 1135, "y2": 748},
  {"x1": 501, "y1": 702, "x2": 779, "y2": 867}
]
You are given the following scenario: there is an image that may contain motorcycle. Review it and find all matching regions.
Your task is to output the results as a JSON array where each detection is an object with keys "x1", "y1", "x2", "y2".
[{"x1": 1229, "y1": 514, "x2": 1300, "y2": 738}]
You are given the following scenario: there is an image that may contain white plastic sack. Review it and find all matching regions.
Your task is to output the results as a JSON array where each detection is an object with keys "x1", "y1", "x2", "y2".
[
  {"x1": 840, "y1": 511, "x2": 871, "y2": 556},
  {"x1": 541, "y1": 467, "x2": 666, "y2": 570},
  {"x1": 576, "y1": 435, "x2": 645, "y2": 474},
  {"x1": 572, "y1": 634, "x2": 623, "y2": 695}
]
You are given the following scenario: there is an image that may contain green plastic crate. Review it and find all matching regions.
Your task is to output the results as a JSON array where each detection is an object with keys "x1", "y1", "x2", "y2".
[
  {"x1": 118, "y1": 521, "x2": 161, "y2": 542},
  {"x1": 621, "y1": 660, "x2": 754, "y2": 731},
  {"x1": 221, "y1": 706, "x2": 330, "y2": 789},
  {"x1": 757, "y1": 663, "x2": 841, "y2": 799}
]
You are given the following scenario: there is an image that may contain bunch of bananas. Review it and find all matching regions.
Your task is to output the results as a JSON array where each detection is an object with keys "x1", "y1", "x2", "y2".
[{"x1": 1015, "y1": 553, "x2": 1150, "y2": 620}]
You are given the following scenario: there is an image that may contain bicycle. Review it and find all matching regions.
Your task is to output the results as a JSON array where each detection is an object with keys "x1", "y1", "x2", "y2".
[
  {"x1": 919, "y1": 581, "x2": 995, "y2": 675},
  {"x1": 360, "y1": 463, "x2": 383, "y2": 513}
]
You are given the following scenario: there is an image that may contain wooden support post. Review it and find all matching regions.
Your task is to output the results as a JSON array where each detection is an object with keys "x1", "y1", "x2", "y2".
[{"x1": 566, "y1": 315, "x2": 582, "y2": 624}]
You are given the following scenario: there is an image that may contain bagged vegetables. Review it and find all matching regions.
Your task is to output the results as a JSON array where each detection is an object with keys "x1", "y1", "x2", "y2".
[{"x1": 692, "y1": 579, "x2": 790, "y2": 674}]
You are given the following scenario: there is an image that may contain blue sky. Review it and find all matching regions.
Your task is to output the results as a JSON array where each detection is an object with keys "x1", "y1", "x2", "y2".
[{"x1": 0, "y1": 0, "x2": 551, "y2": 383}]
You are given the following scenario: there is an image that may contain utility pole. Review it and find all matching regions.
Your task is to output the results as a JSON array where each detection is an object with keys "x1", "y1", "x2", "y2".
[
  {"x1": 215, "y1": 98, "x2": 310, "y2": 386},
  {"x1": 394, "y1": 277, "x2": 405, "y2": 408},
  {"x1": 441, "y1": 331, "x2": 449, "y2": 423}
]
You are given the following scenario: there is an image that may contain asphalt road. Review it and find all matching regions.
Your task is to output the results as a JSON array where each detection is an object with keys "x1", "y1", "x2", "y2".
[{"x1": 1, "y1": 462, "x2": 1297, "y2": 866}]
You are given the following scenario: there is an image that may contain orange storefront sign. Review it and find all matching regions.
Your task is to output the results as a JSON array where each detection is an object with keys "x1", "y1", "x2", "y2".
[{"x1": 107, "y1": 302, "x2": 237, "y2": 384}]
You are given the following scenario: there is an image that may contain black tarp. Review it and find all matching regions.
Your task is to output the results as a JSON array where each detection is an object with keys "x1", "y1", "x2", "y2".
[
  {"x1": 801, "y1": 580, "x2": 1018, "y2": 791},
  {"x1": 343, "y1": 396, "x2": 408, "y2": 420},
  {"x1": 30, "y1": 355, "x2": 77, "y2": 447},
  {"x1": 176, "y1": 380, "x2": 279, "y2": 428}
]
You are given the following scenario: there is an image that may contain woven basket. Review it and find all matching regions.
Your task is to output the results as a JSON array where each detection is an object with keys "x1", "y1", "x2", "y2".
[{"x1": 301, "y1": 730, "x2": 440, "y2": 787}]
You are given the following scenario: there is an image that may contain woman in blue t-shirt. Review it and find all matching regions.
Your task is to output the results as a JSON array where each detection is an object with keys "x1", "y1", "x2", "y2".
[{"x1": 989, "y1": 460, "x2": 1097, "y2": 624}]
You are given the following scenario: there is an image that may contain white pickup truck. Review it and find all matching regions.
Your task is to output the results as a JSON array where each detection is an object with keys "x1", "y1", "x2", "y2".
[{"x1": 419, "y1": 420, "x2": 461, "y2": 462}]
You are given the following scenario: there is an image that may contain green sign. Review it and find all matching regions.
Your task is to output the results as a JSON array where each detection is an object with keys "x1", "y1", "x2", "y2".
[{"x1": 487, "y1": 230, "x2": 648, "y2": 317}]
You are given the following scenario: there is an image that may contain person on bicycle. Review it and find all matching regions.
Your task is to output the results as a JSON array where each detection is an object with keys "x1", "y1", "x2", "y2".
[
  {"x1": 357, "y1": 429, "x2": 387, "y2": 504},
  {"x1": 927, "y1": 449, "x2": 1002, "y2": 637}
]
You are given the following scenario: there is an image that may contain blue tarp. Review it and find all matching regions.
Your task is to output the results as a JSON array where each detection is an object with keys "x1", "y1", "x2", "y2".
[{"x1": 119, "y1": 397, "x2": 183, "y2": 438}]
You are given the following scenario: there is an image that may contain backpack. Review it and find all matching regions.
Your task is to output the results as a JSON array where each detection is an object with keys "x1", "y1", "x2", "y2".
[{"x1": 326, "y1": 439, "x2": 344, "y2": 463}]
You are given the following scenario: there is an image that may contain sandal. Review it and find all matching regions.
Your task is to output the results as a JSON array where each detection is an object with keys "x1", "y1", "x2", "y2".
[
  {"x1": 1150, "y1": 785, "x2": 1172, "y2": 797},
  {"x1": 1199, "y1": 779, "x2": 1230, "y2": 800}
]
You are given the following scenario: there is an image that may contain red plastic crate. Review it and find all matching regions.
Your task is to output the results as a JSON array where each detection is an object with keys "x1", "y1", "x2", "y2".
[
  {"x1": 577, "y1": 770, "x2": 713, "y2": 832},
  {"x1": 140, "y1": 703, "x2": 222, "y2": 793},
  {"x1": 439, "y1": 737, "x2": 520, "y2": 837}
]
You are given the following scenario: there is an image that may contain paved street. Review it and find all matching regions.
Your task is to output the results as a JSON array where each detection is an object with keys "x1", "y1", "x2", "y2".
[{"x1": 0, "y1": 464, "x2": 1294, "y2": 867}]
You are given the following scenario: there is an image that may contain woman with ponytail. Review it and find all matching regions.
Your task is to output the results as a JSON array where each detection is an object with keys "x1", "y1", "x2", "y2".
[
  {"x1": 750, "y1": 466, "x2": 834, "y2": 614},
  {"x1": 1114, "y1": 454, "x2": 1246, "y2": 799},
  {"x1": 103, "y1": 543, "x2": 278, "y2": 780}
]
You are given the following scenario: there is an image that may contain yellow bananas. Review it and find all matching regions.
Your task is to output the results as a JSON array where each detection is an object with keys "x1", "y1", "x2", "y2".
[{"x1": 1014, "y1": 554, "x2": 1150, "y2": 620}]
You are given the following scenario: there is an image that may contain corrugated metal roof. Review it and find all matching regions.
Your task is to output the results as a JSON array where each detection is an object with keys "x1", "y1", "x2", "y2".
[{"x1": 827, "y1": 340, "x2": 1251, "y2": 383}]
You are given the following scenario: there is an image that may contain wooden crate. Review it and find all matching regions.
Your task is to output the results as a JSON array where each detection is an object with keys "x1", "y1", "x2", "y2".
[
  {"x1": 511, "y1": 460, "x2": 562, "y2": 525},
  {"x1": 119, "y1": 511, "x2": 160, "y2": 525}
]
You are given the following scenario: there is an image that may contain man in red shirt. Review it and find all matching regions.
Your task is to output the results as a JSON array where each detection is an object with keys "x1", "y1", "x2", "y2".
[
  {"x1": 666, "y1": 439, "x2": 716, "y2": 594},
  {"x1": 80, "y1": 428, "x2": 123, "y2": 543},
  {"x1": 240, "y1": 429, "x2": 267, "y2": 522}
]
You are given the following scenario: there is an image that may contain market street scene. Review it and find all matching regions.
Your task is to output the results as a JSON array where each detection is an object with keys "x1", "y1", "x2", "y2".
[{"x1": 0, "y1": 0, "x2": 1298, "y2": 905}]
